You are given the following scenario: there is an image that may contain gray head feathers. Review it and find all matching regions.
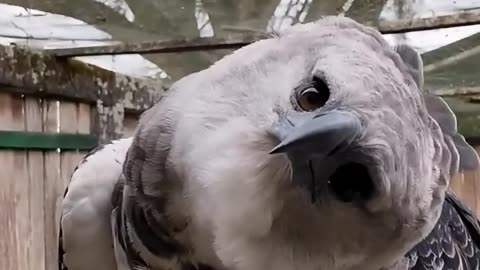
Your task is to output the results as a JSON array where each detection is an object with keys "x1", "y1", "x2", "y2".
[{"x1": 394, "y1": 43, "x2": 479, "y2": 172}]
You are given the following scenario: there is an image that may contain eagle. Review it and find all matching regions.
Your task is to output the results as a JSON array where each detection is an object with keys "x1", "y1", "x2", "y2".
[{"x1": 58, "y1": 16, "x2": 480, "y2": 270}]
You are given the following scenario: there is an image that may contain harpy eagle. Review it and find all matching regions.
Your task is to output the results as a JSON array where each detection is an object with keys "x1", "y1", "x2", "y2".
[{"x1": 58, "y1": 16, "x2": 480, "y2": 270}]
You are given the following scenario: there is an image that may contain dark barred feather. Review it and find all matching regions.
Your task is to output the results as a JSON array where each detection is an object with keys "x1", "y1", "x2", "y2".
[{"x1": 406, "y1": 191, "x2": 480, "y2": 269}]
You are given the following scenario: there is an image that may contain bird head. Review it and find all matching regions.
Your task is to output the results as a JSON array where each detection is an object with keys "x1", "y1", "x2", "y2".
[{"x1": 134, "y1": 16, "x2": 480, "y2": 270}]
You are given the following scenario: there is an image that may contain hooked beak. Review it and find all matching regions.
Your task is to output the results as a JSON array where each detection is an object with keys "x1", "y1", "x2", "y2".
[{"x1": 270, "y1": 110, "x2": 363, "y2": 156}]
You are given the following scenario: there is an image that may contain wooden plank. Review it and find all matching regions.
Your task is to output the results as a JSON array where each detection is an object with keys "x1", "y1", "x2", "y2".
[
  {"x1": 434, "y1": 87, "x2": 480, "y2": 97},
  {"x1": 43, "y1": 100, "x2": 61, "y2": 270},
  {"x1": 0, "y1": 93, "x2": 22, "y2": 270},
  {"x1": 25, "y1": 98, "x2": 46, "y2": 270},
  {"x1": 77, "y1": 103, "x2": 92, "y2": 162},
  {"x1": 465, "y1": 167, "x2": 480, "y2": 216},
  {"x1": 450, "y1": 173, "x2": 465, "y2": 200},
  {"x1": 51, "y1": 102, "x2": 91, "y2": 270},
  {"x1": 77, "y1": 103, "x2": 91, "y2": 135},
  {"x1": 451, "y1": 145, "x2": 480, "y2": 216},
  {"x1": 11, "y1": 96, "x2": 28, "y2": 270},
  {"x1": 378, "y1": 9, "x2": 480, "y2": 34},
  {"x1": 461, "y1": 166, "x2": 478, "y2": 214},
  {"x1": 60, "y1": 102, "x2": 80, "y2": 193},
  {"x1": 46, "y1": 34, "x2": 264, "y2": 57},
  {"x1": 44, "y1": 9, "x2": 480, "y2": 58},
  {"x1": 42, "y1": 102, "x2": 92, "y2": 270}
]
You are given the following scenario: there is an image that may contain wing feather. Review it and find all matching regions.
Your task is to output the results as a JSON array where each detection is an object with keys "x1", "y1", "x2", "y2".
[
  {"x1": 406, "y1": 191, "x2": 480, "y2": 270},
  {"x1": 58, "y1": 138, "x2": 132, "y2": 270}
]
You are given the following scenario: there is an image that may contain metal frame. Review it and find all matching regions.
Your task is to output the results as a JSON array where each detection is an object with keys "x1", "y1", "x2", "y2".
[{"x1": 43, "y1": 9, "x2": 480, "y2": 57}]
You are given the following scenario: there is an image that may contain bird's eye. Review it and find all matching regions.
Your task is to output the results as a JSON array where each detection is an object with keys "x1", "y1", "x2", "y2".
[{"x1": 297, "y1": 78, "x2": 330, "y2": 111}]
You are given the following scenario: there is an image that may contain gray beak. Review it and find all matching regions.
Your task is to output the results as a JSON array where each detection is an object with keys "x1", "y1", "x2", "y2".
[{"x1": 270, "y1": 110, "x2": 363, "y2": 156}]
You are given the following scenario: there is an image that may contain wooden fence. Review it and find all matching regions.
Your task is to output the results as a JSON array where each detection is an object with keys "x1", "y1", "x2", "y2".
[{"x1": 0, "y1": 93, "x2": 92, "y2": 270}]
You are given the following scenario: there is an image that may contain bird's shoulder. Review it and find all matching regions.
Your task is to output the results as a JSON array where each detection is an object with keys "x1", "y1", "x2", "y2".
[
  {"x1": 405, "y1": 190, "x2": 480, "y2": 269},
  {"x1": 116, "y1": 128, "x2": 222, "y2": 269},
  {"x1": 112, "y1": 173, "x2": 223, "y2": 270}
]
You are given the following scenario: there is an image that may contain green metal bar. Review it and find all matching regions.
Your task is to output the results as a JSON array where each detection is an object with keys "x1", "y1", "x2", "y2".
[{"x1": 0, "y1": 131, "x2": 97, "y2": 151}]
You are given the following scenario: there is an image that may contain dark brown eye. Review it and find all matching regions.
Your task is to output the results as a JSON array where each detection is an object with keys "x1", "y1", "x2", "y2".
[{"x1": 297, "y1": 78, "x2": 330, "y2": 111}]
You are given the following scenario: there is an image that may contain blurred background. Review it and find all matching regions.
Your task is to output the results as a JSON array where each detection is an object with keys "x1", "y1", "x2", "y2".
[{"x1": 0, "y1": 1, "x2": 479, "y2": 270}]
